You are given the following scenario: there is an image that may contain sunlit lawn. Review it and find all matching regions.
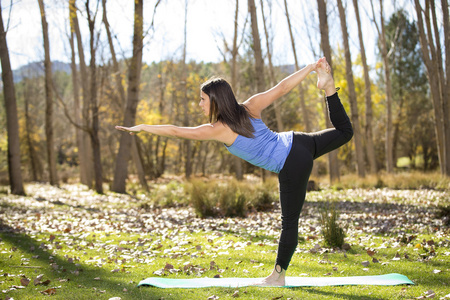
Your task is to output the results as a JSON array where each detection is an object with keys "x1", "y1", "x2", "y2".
[{"x1": 0, "y1": 181, "x2": 449, "y2": 299}]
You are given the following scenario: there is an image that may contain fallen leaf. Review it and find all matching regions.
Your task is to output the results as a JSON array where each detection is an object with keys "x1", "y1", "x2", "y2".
[
  {"x1": 94, "y1": 277, "x2": 101, "y2": 280},
  {"x1": 433, "y1": 269, "x2": 441, "y2": 274},
  {"x1": 20, "y1": 277, "x2": 30, "y2": 286},
  {"x1": 108, "y1": 298, "x2": 122, "y2": 300},
  {"x1": 207, "y1": 295, "x2": 219, "y2": 300},
  {"x1": 361, "y1": 261, "x2": 370, "y2": 267},
  {"x1": 11, "y1": 285, "x2": 26, "y2": 289},
  {"x1": 40, "y1": 288, "x2": 56, "y2": 295},
  {"x1": 41, "y1": 279, "x2": 51, "y2": 286},
  {"x1": 232, "y1": 290, "x2": 239, "y2": 298},
  {"x1": 367, "y1": 250, "x2": 376, "y2": 257},
  {"x1": 34, "y1": 274, "x2": 44, "y2": 282}
]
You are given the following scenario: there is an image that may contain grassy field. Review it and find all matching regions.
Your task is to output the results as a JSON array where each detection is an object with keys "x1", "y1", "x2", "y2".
[{"x1": 0, "y1": 175, "x2": 449, "y2": 300}]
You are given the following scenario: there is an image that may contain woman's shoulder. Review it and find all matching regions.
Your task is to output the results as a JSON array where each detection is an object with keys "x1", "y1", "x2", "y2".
[
  {"x1": 212, "y1": 121, "x2": 239, "y2": 145},
  {"x1": 241, "y1": 101, "x2": 262, "y2": 119}
]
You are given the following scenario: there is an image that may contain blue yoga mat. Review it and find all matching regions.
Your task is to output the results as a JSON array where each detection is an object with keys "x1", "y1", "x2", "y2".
[{"x1": 138, "y1": 273, "x2": 414, "y2": 288}]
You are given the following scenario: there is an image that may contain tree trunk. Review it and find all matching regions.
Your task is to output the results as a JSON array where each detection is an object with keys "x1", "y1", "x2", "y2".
[
  {"x1": 181, "y1": 0, "x2": 192, "y2": 179},
  {"x1": 260, "y1": 0, "x2": 283, "y2": 132},
  {"x1": 248, "y1": 0, "x2": 265, "y2": 94},
  {"x1": 102, "y1": 0, "x2": 126, "y2": 110},
  {"x1": 68, "y1": 16, "x2": 84, "y2": 184},
  {"x1": 317, "y1": 0, "x2": 340, "y2": 183},
  {"x1": 0, "y1": 3, "x2": 25, "y2": 195},
  {"x1": 353, "y1": 0, "x2": 377, "y2": 174},
  {"x1": 248, "y1": 0, "x2": 267, "y2": 181},
  {"x1": 103, "y1": 0, "x2": 148, "y2": 191},
  {"x1": 38, "y1": 0, "x2": 58, "y2": 186},
  {"x1": 24, "y1": 80, "x2": 41, "y2": 181},
  {"x1": 112, "y1": 0, "x2": 144, "y2": 193},
  {"x1": 70, "y1": 0, "x2": 93, "y2": 187},
  {"x1": 443, "y1": 0, "x2": 450, "y2": 175},
  {"x1": 86, "y1": 1, "x2": 103, "y2": 194},
  {"x1": 231, "y1": 0, "x2": 243, "y2": 180},
  {"x1": 337, "y1": 0, "x2": 365, "y2": 177},
  {"x1": 371, "y1": 0, "x2": 394, "y2": 173},
  {"x1": 414, "y1": 0, "x2": 448, "y2": 176},
  {"x1": 428, "y1": 0, "x2": 450, "y2": 175},
  {"x1": 283, "y1": 0, "x2": 310, "y2": 132}
]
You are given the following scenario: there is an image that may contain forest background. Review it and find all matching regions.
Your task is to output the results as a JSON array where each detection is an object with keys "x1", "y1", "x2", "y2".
[{"x1": 0, "y1": 0, "x2": 448, "y2": 195}]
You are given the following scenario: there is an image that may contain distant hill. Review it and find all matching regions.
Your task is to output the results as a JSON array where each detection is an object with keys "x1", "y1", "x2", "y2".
[{"x1": 11, "y1": 61, "x2": 71, "y2": 83}]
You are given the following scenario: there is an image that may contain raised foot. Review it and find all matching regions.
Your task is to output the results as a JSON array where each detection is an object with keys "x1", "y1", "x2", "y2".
[{"x1": 316, "y1": 57, "x2": 335, "y2": 95}]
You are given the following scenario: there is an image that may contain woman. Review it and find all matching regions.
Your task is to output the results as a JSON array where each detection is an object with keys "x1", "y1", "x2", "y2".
[{"x1": 116, "y1": 57, "x2": 353, "y2": 286}]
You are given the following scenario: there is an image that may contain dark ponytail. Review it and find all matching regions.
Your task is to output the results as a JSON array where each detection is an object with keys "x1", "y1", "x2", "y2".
[{"x1": 201, "y1": 77, "x2": 254, "y2": 138}]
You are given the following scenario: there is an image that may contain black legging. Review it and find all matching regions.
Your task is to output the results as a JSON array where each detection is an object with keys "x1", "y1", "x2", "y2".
[{"x1": 275, "y1": 92, "x2": 353, "y2": 270}]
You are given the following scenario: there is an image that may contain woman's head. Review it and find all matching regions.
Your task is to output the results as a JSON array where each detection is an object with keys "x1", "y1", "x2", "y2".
[
  {"x1": 200, "y1": 77, "x2": 236, "y2": 123},
  {"x1": 200, "y1": 77, "x2": 254, "y2": 138}
]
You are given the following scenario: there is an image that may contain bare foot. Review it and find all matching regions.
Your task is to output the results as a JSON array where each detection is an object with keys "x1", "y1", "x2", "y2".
[
  {"x1": 250, "y1": 265, "x2": 286, "y2": 286},
  {"x1": 316, "y1": 57, "x2": 336, "y2": 96}
]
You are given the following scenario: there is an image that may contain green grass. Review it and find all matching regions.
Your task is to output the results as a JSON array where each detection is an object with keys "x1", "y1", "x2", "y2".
[{"x1": 0, "y1": 181, "x2": 449, "y2": 299}]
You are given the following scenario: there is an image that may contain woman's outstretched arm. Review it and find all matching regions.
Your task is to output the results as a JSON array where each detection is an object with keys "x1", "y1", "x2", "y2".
[
  {"x1": 243, "y1": 62, "x2": 316, "y2": 118},
  {"x1": 115, "y1": 122, "x2": 236, "y2": 144}
]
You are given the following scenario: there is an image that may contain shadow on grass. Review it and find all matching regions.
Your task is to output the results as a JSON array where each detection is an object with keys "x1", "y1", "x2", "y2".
[{"x1": 0, "y1": 219, "x2": 170, "y2": 299}]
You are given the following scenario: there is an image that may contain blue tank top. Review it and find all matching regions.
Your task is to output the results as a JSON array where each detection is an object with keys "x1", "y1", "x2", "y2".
[{"x1": 225, "y1": 118, "x2": 293, "y2": 173}]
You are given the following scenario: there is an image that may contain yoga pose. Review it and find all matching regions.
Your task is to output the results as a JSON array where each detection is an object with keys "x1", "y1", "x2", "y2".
[{"x1": 116, "y1": 57, "x2": 353, "y2": 286}]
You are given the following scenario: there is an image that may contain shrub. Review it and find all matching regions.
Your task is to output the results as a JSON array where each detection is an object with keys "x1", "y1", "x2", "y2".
[
  {"x1": 187, "y1": 179, "x2": 220, "y2": 218},
  {"x1": 187, "y1": 179, "x2": 259, "y2": 218},
  {"x1": 250, "y1": 188, "x2": 276, "y2": 211},
  {"x1": 437, "y1": 205, "x2": 450, "y2": 226},
  {"x1": 320, "y1": 202, "x2": 346, "y2": 248},
  {"x1": 150, "y1": 180, "x2": 187, "y2": 207}
]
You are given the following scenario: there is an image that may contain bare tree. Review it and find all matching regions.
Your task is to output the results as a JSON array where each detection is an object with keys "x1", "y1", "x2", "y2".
[
  {"x1": 260, "y1": 0, "x2": 283, "y2": 131},
  {"x1": 181, "y1": 0, "x2": 192, "y2": 178},
  {"x1": 337, "y1": 0, "x2": 365, "y2": 177},
  {"x1": 86, "y1": 0, "x2": 103, "y2": 194},
  {"x1": 37, "y1": 0, "x2": 58, "y2": 186},
  {"x1": 112, "y1": 0, "x2": 144, "y2": 193},
  {"x1": 68, "y1": 4, "x2": 84, "y2": 184},
  {"x1": 24, "y1": 79, "x2": 42, "y2": 181},
  {"x1": 414, "y1": 0, "x2": 450, "y2": 175},
  {"x1": 0, "y1": 2, "x2": 25, "y2": 195},
  {"x1": 248, "y1": 0, "x2": 267, "y2": 181},
  {"x1": 283, "y1": 0, "x2": 310, "y2": 132},
  {"x1": 370, "y1": 0, "x2": 394, "y2": 173},
  {"x1": 69, "y1": 0, "x2": 93, "y2": 187},
  {"x1": 317, "y1": 0, "x2": 340, "y2": 182},
  {"x1": 353, "y1": 0, "x2": 377, "y2": 174},
  {"x1": 248, "y1": 0, "x2": 265, "y2": 94},
  {"x1": 103, "y1": 0, "x2": 148, "y2": 192}
]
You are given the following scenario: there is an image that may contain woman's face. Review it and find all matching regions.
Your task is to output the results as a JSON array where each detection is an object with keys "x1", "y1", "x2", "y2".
[{"x1": 199, "y1": 91, "x2": 210, "y2": 117}]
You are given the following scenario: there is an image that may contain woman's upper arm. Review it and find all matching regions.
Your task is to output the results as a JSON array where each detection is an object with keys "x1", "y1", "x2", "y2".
[
  {"x1": 243, "y1": 83, "x2": 286, "y2": 117},
  {"x1": 175, "y1": 123, "x2": 223, "y2": 142}
]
